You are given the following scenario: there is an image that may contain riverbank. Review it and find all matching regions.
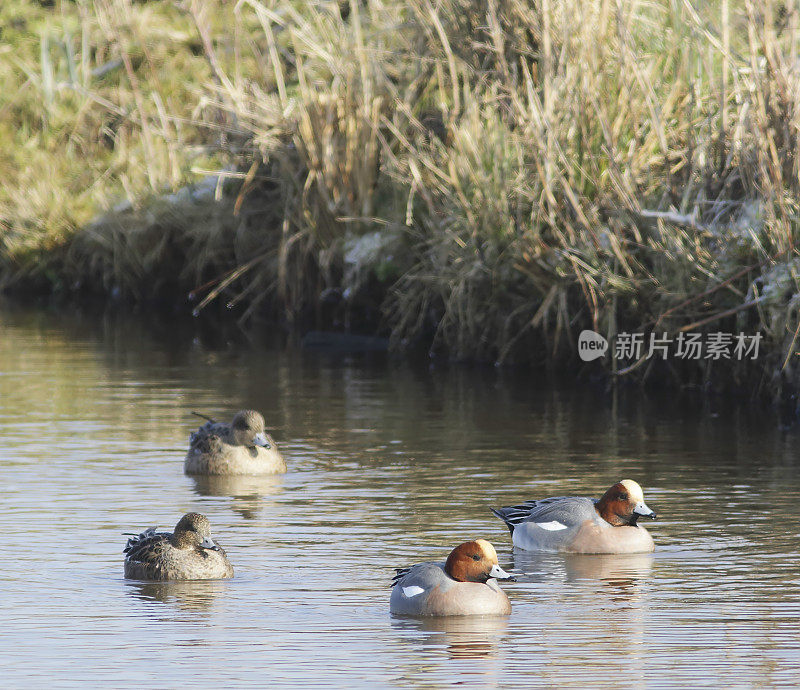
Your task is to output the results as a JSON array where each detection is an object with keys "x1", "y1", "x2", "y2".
[{"x1": 2, "y1": 1, "x2": 800, "y2": 400}]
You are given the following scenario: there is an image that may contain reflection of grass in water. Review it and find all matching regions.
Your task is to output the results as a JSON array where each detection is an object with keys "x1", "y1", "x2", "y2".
[
  {"x1": 3, "y1": 1, "x2": 800, "y2": 391},
  {"x1": 0, "y1": 311, "x2": 197, "y2": 445}
]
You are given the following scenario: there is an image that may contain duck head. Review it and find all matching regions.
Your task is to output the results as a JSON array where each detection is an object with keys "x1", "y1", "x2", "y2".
[
  {"x1": 231, "y1": 409, "x2": 271, "y2": 449},
  {"x1": 595, "y1": 479, "x2": 656, "y2": 526},
  {"x1": 444, "y1": 539, "x2": 514, "y2": 583},
  {"x1": 171, "y1": 512, "x2": 220, "y2": 551}
]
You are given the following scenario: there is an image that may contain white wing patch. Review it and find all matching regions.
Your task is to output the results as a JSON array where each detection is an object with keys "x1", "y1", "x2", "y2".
[
  {"x1": 402, "y1": 586, "x2": 425, "y2": 598},
  {"x1": 536, "y1": 521, "x2": 568, "y2": 531}
]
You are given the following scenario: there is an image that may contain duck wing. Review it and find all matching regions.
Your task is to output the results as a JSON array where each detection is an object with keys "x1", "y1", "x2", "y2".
[
  {"x1": 123, "y1": 527, "x2": 170, "y2": 562},
  {"x1": 390, "y1": 561, "x2": 446, "y2": 588},
  {"x1": 188, "y1": 420, "x2": 230, "y2": 452},
  {"x1": 492, "y1": 496, "x2": 596, "y2": 534}
]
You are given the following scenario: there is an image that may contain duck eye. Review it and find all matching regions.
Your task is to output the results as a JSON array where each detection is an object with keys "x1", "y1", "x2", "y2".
[
  {"x1": 619, "y1": 494, "x2": 628, "y2": 501},
  {"x1": 471, "y1": 554, "x2": 481, "y2": 561}
]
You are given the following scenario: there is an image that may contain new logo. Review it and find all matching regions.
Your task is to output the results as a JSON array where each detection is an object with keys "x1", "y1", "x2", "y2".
[{"x1": 578, "y1": 330, "x2": 608, "y2": 361}]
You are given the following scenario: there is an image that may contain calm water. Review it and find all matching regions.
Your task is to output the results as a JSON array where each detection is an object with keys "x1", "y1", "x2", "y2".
[{"x1": 2, "y1": 306, "x2": 800, "y2": 687}]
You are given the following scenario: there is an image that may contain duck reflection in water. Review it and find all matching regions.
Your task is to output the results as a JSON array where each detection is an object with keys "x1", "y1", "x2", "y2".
[
  {"x1": 507, "y1": 551, "x2": 649, "y2": 682},
  {"x1": 125, "y1": 579, "x2": 229, "y2": 616},
  {"x1": 392, "y1": 615, "x2": 509, "y2": 661},
  {"x1": 512, "y1": 551, "x2": 653, "y2": 600},
  {"x1": 188, "y1": 474, "x2": 285, "y2": 520}
]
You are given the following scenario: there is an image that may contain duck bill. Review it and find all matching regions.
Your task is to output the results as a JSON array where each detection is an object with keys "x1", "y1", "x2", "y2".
[
  {"x1": 489, "y1": 564, "x2": 516, "y2": 582},
  {"x1": 253, "y1": 433, "x2": 271, "y2": 449},
  {"x1": 633, "y1": 502, "x2": 656, "y2": 520},
  {"x1": 201, "y1": 536, "x2": 220, "y2": 551}
]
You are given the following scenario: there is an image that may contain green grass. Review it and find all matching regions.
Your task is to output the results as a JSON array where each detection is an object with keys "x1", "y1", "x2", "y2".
[{"x1": 2, "y1": 0, "x2": 800, "y2": 397}]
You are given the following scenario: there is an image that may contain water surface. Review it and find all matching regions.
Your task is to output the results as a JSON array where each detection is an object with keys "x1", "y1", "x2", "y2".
[{"x1": 2, "y1": 307, "x2": 799, "y2": 687}]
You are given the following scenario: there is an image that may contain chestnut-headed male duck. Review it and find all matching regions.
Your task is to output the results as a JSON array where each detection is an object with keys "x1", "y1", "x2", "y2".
[
  {"x1": 390, "y1": 539, "x2": 514, "y2": 616},
  {"x1": 492, "y1": 480, "x2": 657, "y2": 554},
  {"x1": 123, "y1": 512, "x2": 234, "y2": 580},
  {"x1": 184, "y1": 410, "x2": 287, "y2": 476}
]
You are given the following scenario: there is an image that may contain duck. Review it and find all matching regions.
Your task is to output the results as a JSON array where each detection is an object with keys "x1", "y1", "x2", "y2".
[
  {"x1": 390, "y1": 539, "x2": 514, "y2": 616},
  {"x1": 123, "y1": 512, "x2": 234, "y2": 580},
  {"x1": 184, "y1": 409, "x2": 287, "y2": 475},
  {"x1": 491, "y1": 479, "x2": 657, "y2": 554}
]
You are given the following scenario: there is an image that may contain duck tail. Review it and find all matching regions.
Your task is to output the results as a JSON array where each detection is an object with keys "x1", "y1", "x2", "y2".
[
  {"x1": 490, "y1": 507, "x2": 516, "y2": 536},
  {"x1": 390, "y1": 567, "x2": 411, "y2": 587}
]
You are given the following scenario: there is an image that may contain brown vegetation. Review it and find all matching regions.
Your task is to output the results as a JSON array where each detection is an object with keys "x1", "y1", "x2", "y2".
[{"x1": 2, "y1": 1, "x2": 800, "y2": 397}]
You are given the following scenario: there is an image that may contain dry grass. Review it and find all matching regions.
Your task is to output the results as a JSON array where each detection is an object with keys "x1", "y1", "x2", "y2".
[
  {"x1": 0, "y1": 0, "x2": 224, "y2": 274},
  {"x1": 3, "y1": 0, "x2": 800, "y2": 395}
]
